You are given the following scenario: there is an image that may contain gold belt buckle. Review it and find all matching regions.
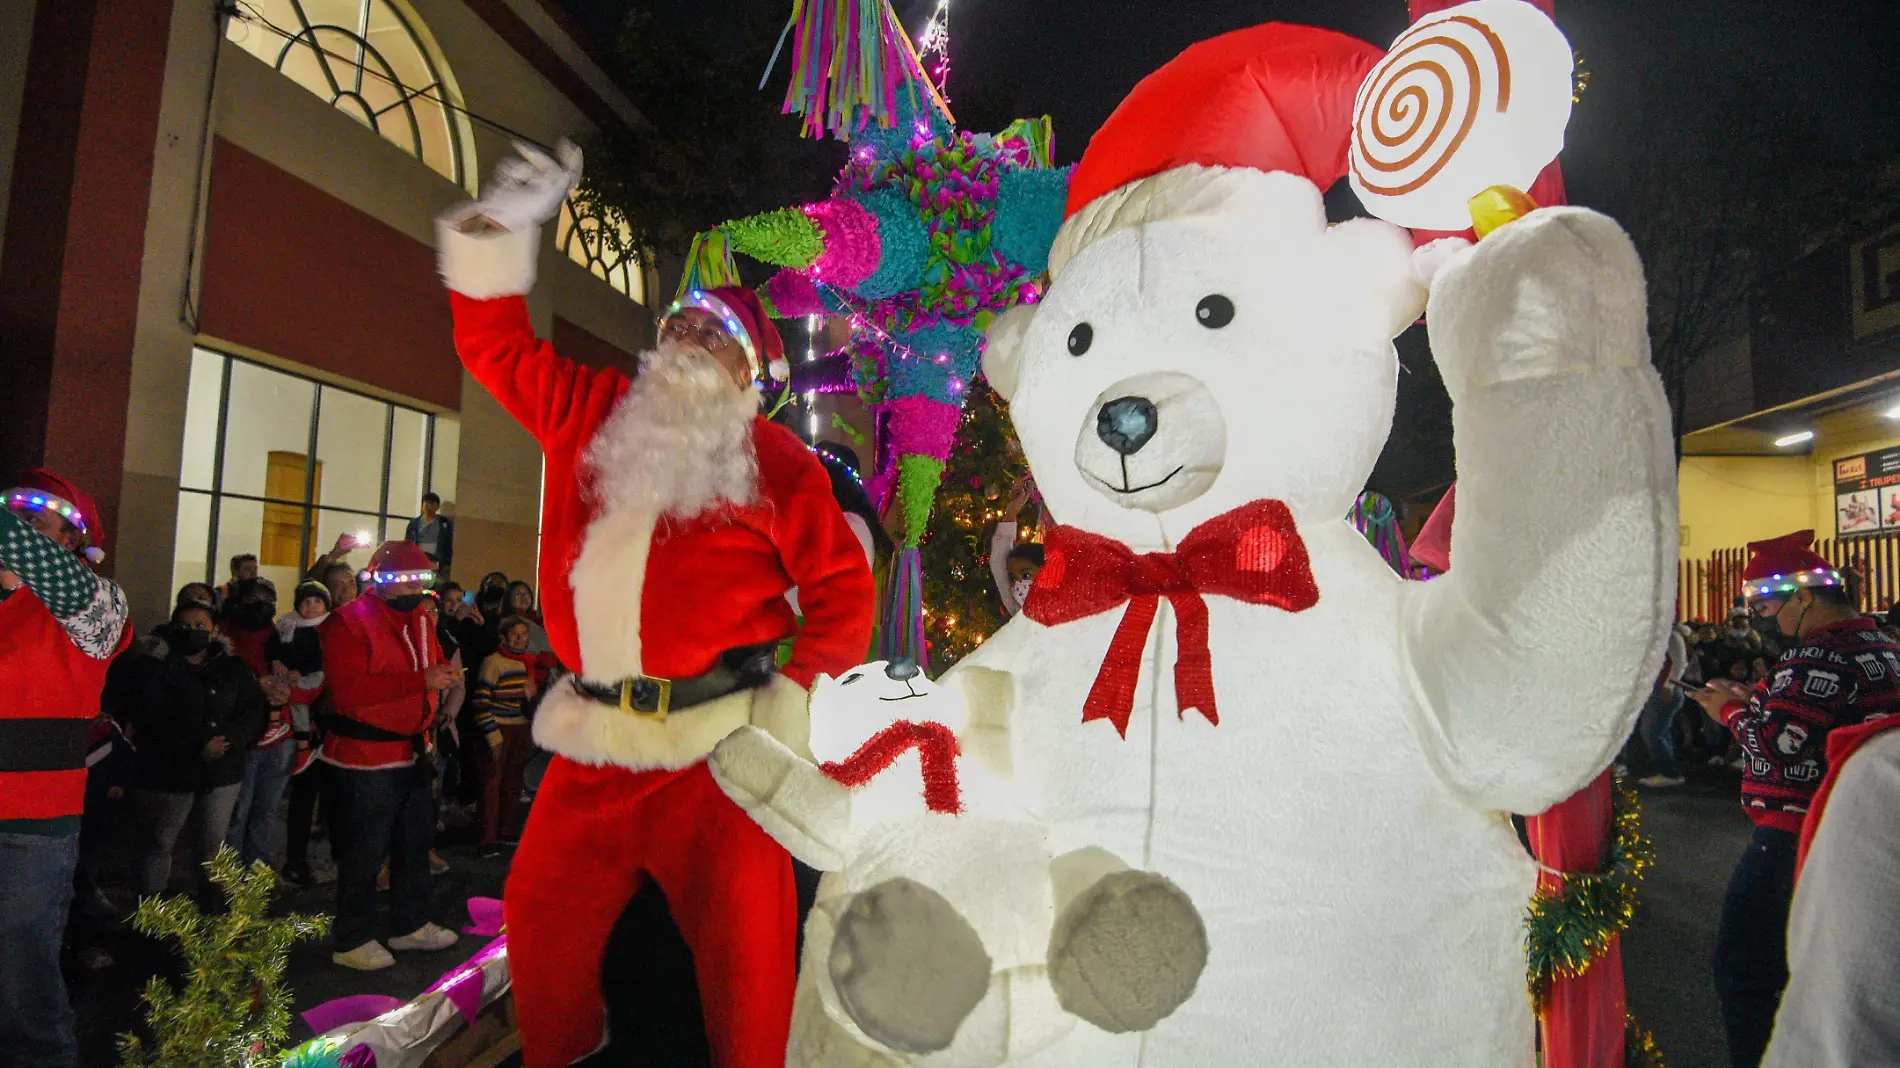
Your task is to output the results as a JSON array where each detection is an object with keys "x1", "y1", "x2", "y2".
[{"x1": 618, "y1": 676, "x2": 671, "y2": 722}]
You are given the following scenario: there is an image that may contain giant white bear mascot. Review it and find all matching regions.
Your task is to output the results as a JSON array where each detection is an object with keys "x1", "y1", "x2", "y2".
[{"x1": 934, "y1": 16, "x2": 1676, "y2": 1068}]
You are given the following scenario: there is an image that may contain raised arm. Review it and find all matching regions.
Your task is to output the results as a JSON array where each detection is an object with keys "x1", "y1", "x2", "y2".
[
  {"x1": 435, "y1": 140, "x2": 621, "y2": 444},
  {"x1": 1397, "y1": 208, "x2": 1677, "y2": 815}
]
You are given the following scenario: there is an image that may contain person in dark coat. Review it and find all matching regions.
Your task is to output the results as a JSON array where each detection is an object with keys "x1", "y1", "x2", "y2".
[{"x1": 107, "y1": 602, "x2": 270, "y2": 898}]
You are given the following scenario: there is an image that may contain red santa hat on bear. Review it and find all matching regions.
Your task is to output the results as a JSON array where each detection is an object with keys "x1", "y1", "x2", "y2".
[
  {"x1": 1049, "y1": 23, "x2": 1384, "y2": 280},
  {"x1": 5, "y1": 468, "x2": 107, "y2": 564}
]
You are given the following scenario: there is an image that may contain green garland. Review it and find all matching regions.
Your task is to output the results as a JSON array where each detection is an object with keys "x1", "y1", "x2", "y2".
[
  {"x1": 1525, "y1": 779, "x2": 1654, "y2": 1009},
  {"x1": 119, "y1": 847, "x2": 328, "y2": 1068}
]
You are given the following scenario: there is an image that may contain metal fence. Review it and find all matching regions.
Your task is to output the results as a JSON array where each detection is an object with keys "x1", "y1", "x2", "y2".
[{"x1": 1680, "y1": 532, "x2": 1900, "y2": 621}]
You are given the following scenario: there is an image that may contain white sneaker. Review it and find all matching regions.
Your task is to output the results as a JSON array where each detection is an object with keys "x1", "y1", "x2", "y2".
[
  {"x1": 333, "y1": 941, "x2": 395, "y2": 971},
  {"x1": 1707, "y1": 755, "x2": 1729, "y2": 768},
  {"x1": 1638, "y1": 774, "x2": 1686, "y2": 788},
  {"x1": 389, "y1": 922, "x2": 458, "y2": 952}
]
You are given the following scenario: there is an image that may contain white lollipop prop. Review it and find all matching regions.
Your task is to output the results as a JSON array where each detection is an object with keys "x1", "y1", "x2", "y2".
[{"x1": 1349, "y1": 0, "x2": 1574, "y2": 230}]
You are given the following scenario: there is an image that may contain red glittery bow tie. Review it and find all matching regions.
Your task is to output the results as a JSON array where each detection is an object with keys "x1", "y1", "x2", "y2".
[{"x1": 1021, "y1": 499, "x2": 1320, "y2": 736}]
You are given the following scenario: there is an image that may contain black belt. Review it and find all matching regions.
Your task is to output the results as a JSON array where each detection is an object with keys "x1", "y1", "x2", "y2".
[{"x1": 572, "y1": 643, "x2": 780, "y2": 720}]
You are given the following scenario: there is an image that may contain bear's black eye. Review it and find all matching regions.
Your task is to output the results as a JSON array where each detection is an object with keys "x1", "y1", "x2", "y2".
[
  {"x1": 1196, "y1": 295, "x2": 1235, "y2": 329},
  {"x1": 1067, "y1": 322, "x2": 1093, "y2": 356},
  {"x1": 840, "y1": 673, "x2": 862, "y2": 685}
]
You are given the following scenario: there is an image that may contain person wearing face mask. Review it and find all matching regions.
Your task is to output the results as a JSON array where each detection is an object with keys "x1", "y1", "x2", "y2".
[
  {"x1": 0, "y1": 469, "x2": 130, "y2": 1068},
  {"x1": 318, "y1": 541, "x2": 461, "y2": 971},
  {"x1": 989, "y1": 479, "x2": 1047, "y2": 617},
  {"x1": 109, "y1": 602, "x2": 269, "y2": 900},
  {"x1": 220, "y1": 578, "x2": 294, "y2": 871},
  {"x1": 1686, "y1": 530, "x2": 1900, "y2": 1068}
]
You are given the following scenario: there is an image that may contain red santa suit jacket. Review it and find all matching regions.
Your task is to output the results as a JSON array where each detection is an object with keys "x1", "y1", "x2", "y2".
[{"x1": 448, "y1": 291, "x2": 873, "y2": 768}]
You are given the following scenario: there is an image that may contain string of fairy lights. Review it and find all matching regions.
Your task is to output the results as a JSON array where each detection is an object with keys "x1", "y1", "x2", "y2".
[{"x1": 917, "y1": 0, "x2": 953, "y2": 99}]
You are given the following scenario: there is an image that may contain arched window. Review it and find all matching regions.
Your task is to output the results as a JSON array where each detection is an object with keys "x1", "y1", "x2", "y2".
[
  {"x1": 557, "y1": 196, "x2": 649, "y2": 305},
  {"x1": 228, "y1": 0, "x2": 474, "y2": 189}
]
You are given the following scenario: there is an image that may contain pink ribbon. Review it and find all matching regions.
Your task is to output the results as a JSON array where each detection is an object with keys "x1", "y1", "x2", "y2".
[
  {"x1": 301, "y1": 995, "x2": 404, "y2": 1036},
  {"x1": 460, "y1": 896, "x2": 504, "y2": 938}
]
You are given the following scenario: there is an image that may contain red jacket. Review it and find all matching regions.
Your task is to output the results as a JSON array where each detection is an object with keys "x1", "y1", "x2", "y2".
[
  {"x1": 0, "y1": 589, "x2": 131, "y2": 823},
  {"x1": 318, "y1": 593, "x2": 442, "y2": 770},
  {"x1": 449, "y1": 293, "x2": 872, "y2": 687}
]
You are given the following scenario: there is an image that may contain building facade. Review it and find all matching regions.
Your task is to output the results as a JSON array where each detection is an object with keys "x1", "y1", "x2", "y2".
[
  {"x1": 0, "y1": 0, "x2": 658, "y2": 620},
  {"x1": 1677, "y1": 210, "x2": 1900, "y2": 613}
]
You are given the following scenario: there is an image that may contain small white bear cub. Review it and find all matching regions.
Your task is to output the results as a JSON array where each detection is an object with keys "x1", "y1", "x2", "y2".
[{"x1": 709, "y1": 659, "x2": 1207, "y2": 1068}]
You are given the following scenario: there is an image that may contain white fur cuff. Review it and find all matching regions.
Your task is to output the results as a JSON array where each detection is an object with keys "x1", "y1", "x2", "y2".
[
  {"x1": 532, "y1": 674, "x2": 810, "y2": 771},
  {"x1": 436, "y1": 205, "x2": 539, "y2": 299}
]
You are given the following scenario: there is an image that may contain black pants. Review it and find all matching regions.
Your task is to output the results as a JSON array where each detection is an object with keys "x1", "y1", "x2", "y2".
[
  {"x1": 326, "y1": 764, "x2": 435, "y2": 950},
  {"x1": 285, "y1": 761, "x2": 326, "y2": 872},
  {"x1": 1713, "y1": 825, "x2": 1798, "y2": 1068}
]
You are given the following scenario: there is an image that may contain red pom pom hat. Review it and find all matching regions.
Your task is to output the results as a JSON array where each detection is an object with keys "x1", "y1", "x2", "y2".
[{"x1": 1740, "y1": 530, "x2": 1845, "y2": 600}]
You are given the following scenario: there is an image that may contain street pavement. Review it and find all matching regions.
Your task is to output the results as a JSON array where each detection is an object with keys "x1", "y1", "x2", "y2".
[{"x1": 71, "y1": 767, "x2": 1756, "y2": 1067}]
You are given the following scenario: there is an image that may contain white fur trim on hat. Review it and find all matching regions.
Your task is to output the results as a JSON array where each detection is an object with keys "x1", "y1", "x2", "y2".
[{"x1": 436, "y1": 204, "x2": 540, "y2": 299}]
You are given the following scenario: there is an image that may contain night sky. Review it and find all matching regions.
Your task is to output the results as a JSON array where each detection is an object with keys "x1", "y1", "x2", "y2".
[{"x1": 564, "y1": 0, "x2": 1900, "y2": 503}]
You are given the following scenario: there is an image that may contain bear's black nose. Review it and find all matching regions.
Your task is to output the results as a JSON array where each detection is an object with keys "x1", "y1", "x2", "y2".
[
  {"x1": 884, "y1": 657, "x2": 921, "y2": 681},
  {"x1": 1097, "y1": 396, "x2": 1158, "y2": 456}
]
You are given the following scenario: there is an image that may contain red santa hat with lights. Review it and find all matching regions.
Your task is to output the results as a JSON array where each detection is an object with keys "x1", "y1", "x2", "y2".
[
  {"x1": 1740, "y1": 530, "x2": 1845, "y2": 600},
  {"x1": 5, "y1": 468, "x2": 107, "y2": 564},
  {"x1": 361, "y1": 540, "x2": 438, "y2": 588},
  {"x1": 1048, "y1": 22, "x2": 1386, "y2": 277},
  {"x1": 666, "y1": 284, "x2": 789, "y2": 383}
]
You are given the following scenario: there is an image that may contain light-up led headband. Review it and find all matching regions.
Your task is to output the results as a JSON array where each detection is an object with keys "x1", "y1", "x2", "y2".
[
  {"x1": 360, "y1": 568, "x2": 437, "y2": 586},
  {"x1": 1744, "y1": 567, "x2": 1844, "y2": 600},
  {"x1": 664, "y1": 290, "x2": 762, "y2": 378},
  {"x1": 4, "y1": 489, "x2": 89, "y2": 537}
]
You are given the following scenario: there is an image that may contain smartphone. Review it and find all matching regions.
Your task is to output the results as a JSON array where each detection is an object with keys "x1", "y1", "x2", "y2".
[
  {"x1": 461, "y1": 590, "x2": 475, "y2": 605},
  {"x1": 354, "y1": 530, "x2": 373, "y2": 547}
]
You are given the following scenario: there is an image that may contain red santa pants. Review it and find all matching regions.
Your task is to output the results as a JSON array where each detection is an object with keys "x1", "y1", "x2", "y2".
[{"x1": 505, "y1": 755, "x2": 796, "y2": 1068}]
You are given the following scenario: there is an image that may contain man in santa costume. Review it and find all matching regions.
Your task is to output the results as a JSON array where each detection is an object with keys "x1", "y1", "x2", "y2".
[
  {"x1": 0, "y1": 469, "x2": 130, "y2": 1067},
  {"x1": 436, "y1": 142, "x2": 874, "y2": 1067}
]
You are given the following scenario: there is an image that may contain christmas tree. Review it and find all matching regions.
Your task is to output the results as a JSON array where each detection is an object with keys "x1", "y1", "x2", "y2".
[
  {"x1": 920, "y1": 378, "x2": 1035, "y2": 674},
  {"x1": 118, "y1": 847, "x2": 328, "y2": 1068}
]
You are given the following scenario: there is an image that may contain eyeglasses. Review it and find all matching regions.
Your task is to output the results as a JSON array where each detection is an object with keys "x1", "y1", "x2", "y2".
[
  {"x1": 1748, "y1": 596, "x2": 1786, "y2": 618},
  {"x1": 660, "y1": 315, "x2": 735, "y2": 351}
]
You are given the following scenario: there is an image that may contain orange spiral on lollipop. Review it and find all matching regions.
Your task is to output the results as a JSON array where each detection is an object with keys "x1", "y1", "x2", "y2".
[{"x1": 1352, "y1": 15, "x2": 1511, "y2": 196}]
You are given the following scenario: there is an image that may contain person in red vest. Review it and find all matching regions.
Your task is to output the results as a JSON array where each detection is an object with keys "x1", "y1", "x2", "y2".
[
  {"x1": 318, "y1": 541, "x2": 462, "y2": 971},
  {"x1": 0, "y1": 469, "x2": 130, "y2": 1068},
  {"x1": 437, "y1": 142, "x2": 874, "y2": 1068},
  {"x1": 1688, "y1": 530, "x2": 1900, "y2": 1068}
]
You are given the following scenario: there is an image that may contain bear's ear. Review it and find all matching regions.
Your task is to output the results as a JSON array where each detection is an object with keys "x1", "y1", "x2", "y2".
[{"x1": 983, "y1": 303, "x2": 1038, "y2": 402}]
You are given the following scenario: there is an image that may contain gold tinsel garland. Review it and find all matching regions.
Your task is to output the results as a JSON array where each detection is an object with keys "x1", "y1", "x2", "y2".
[{"x1": 1525, "y1": 779, "x2": 1655, "y2": 1009}]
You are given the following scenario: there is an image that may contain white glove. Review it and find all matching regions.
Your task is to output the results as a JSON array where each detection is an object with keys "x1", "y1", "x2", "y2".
[{"x1": 473, "y1": 139, "x2": 583, "y2": 233}]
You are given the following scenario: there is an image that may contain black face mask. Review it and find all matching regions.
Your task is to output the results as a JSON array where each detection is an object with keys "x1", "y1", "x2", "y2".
[
  {"x1": 384, "y1": 593, "x2": 427, "y2": 613},
  {"x1": 175, "y1": 628, "x2": 213, "y2": 655}
]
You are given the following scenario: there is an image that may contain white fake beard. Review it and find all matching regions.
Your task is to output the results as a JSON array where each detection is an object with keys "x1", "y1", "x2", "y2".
[{"x1": 584, "y1": 339, "x2": 761, "y2": 519}]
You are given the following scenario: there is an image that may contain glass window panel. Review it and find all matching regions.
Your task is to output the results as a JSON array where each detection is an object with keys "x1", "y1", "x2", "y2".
[
  {"x1": 276, "y1": 36, "x2": 338, "y2": 99},
  {"x1": 411, "y1": 94, "x2": 453, "y2": 180},
  {"x1": 213, "y1": 496, "x2": 299, "y2": 598},
  {"x1": 218, "y1": 361, "x2": 316, "y2": 501},
  {"x1": 315, "y1": 386, "x2": 388, "y2": 514},
  {"x1": 428, "y1": 414, "x2": 459, "y2": 506},
  {"x1": 170, "y1": 491, "x2": 214, "y2": 596},
  {"x1": 387, "y1": 407, "x2": 428, "y2": 519},
  {"x1": 358, "y1": 52, "x2": 405, "y2": 115},
  {"x1": 314, "y1": 508, "x2": 382, "y2": 576},
  {"x1": 228, "y1": 0, "x2": 302, "y2": 68},
  {"x1": 180, "y1": 349, "x2": 225, "y2": 491},
  {"x1": 298, "y1": 0, "x2": 368, "y2": 33}
]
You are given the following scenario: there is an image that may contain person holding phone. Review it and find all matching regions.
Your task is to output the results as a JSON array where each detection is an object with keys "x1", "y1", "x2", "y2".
[
  {"x1": 1636, "y1": 621, "x2": 1693, "y2": 787},
  {"x1": 1686, "y1": 531, "x2": 1900, "y2": 1068}
]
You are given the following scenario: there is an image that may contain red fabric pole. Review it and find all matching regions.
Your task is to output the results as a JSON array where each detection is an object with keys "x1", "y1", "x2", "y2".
[{"x1": 1526, "y1": 769, "x2": 1627, "y2": 1068}]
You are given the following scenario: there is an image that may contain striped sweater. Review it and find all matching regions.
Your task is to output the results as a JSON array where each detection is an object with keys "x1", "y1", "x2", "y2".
[{"x1": 472, "y1": 648, "x2": 538, "y2": 737}]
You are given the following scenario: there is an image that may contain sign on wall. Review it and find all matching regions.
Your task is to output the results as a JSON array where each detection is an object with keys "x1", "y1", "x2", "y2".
[
  {"x1": 1850, "y1": 219, "x2": 1900, "y2": 343},
  {"x1": 1833, "y1": 446, "x2": 1900, "y2": 536}
]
